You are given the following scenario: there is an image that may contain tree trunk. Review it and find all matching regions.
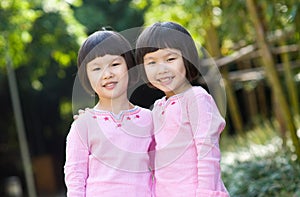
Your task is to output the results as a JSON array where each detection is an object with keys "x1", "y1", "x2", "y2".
[
  {"x1": 279, "y1": 39, "x2": 299, "y2": 116},
  {"x1": 205, "y1": 24, "x2": 244, "y2": 134},
  {"x1": 246, "y1": 0, "x2": 300, "y2": 159},
  {"x1": 5, "y1": 41, "x2": 37, "y2": 196},
  {"x1": 239, "y1": 60, "x2": 258, "y2": 127},
  {"x1": 256, "y1": 81, "x2": 268, "y2": 119}
]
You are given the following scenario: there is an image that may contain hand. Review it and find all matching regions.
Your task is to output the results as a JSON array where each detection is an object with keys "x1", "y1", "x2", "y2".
[{"x1": 73, "y1": 108, "x2": 87, "y2": 120}]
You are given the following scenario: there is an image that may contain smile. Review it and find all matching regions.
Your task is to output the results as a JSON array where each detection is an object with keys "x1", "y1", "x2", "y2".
[
  {"x1": 157, "y1": 76, "x2": 174, "y2": 84},
  {"x1": 102, "y1": 82, "x2": 117, "y2": 89}
]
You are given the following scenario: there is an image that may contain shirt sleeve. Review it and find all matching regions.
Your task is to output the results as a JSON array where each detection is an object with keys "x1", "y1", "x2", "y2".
[
  {"x1": 187, "y1": 93, "x2": 229, "y2": 197},
  {"x1": 146, "y1": 109, "x2": 156, "y2": 196},
  {"x1": 64, "y1": 121, "x2": 89, "y2": 197}
]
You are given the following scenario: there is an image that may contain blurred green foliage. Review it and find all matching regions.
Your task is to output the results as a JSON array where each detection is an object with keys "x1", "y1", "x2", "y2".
[
  {"x1": 1, "y1": 0, "x2": 300, "y2": 195},
  {"x1": 132, "y1": 0, "x2": 298, "y2": 54},
  {"x1": 0, "y1": 0, "x2": 145, "y2": 194},
  {"x1": 223, "y1": 150, "x2": 300, "y2": 196},
  {"x1": 221, "y1": 125, "x2": 300, "y2": 197}
]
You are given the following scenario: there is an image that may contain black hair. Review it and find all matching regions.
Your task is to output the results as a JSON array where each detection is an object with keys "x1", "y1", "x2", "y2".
[
  {"x1": 77, "y1": 30, "x2": 137, "y2": 95},
  {"x1": 135, "y1": 21, "x2": 200, "y2": 83}
]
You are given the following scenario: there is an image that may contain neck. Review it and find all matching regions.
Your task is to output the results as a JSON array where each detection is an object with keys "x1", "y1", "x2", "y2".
[
  {"x1": 95, "y1": 96, "x2": 133, "y2": 114},
  {"x1": 165, "y1": 83, "x2": 192, "y2": 99}
]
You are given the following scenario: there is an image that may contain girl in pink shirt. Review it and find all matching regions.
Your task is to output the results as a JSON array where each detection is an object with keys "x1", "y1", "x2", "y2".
[
  {"x1": 64, "y1": 30, "x2": 154, "y2": 196},
  {"x1": 136, "y1": 22, "x2": 229, "y2": 196}
]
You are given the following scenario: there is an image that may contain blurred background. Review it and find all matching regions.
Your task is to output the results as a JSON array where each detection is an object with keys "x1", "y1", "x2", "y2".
[{"x1": 1, "y1": 0, "x2": 300, "y2": 196}]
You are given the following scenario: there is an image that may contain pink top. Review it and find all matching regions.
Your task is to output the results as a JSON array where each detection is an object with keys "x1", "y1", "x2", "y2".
[
  {"x1": 152, "y1": 86, "x2": 229, "y2": 197},
  {"x1": 64, "y1": 106, "x2": 154, "y2": 197}
]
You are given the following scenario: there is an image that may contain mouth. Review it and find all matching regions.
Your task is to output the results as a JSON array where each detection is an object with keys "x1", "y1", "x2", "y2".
[
  {"x1": 157, "y1": 76, "x2": 174, "y2": 84},
  {"x1": 102, "y1": 82, "x2": 117, "y2": 89}
]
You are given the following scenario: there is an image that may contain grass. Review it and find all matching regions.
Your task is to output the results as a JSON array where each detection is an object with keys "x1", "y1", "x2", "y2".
[{"x1": 220, "y1": 121, "x2": 300, "y2": 197}]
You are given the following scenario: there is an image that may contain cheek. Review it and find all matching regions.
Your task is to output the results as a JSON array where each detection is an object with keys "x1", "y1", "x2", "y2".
[
  {"x1": 86, "y1": 73, "x2": 93, "y2": 86},
  {"x1": 122, "y1": 72, "x2": 129, "y2": 84},
  {"x1": 87, "y1": 73, "x2": 100, "y2": 89},
  {"x1": 144, "y1": 67, "x2": 155, "y2": 80},
  {"x1": 177, "y1": 61, "x2": 187, "y2": 76},
  {"x1": 119, "y1": 67, "x2": 129, "y2": 81},
  {"x1": 181, "y1": 67, "x2": 187, "y2": 77}
]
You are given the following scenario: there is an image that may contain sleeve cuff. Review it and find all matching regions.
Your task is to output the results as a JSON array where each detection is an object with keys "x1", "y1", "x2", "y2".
[{"x1": 196, "y1": 189, "x2": 230, "y2": 197}]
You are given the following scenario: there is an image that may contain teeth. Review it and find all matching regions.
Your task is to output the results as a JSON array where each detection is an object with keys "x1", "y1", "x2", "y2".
[
  {"x1": 104, "y1": 82, "x2": 115, "y2": 87},
  {"x1": 159, "y1": 77, "x2": 172, "y2": 82}
]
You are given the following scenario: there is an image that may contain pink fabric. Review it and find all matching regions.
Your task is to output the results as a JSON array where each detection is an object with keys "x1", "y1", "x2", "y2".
[
  {"x1": 152, "y1": 86, "x2": 229, "y2": 197},
  {"x1": 64, "y1": 106, "x2": 154, "y2": 197}
]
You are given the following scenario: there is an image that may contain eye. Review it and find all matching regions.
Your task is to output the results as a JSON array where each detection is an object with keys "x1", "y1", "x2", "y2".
[
  {"x1": 146, "y1": 61, "x2": 156, "y2": 66},
  {"x1": 92, "y1": 67, "x2": 101, "y2": 71},
  {"x1": 167, "y1": 57, "x2": 176, "y2": 62},
  {"x1": 112, "y1": 63, "x2": 120, "y2": 66},
  {"x1": 111, "y1": 60, "x2": 122, "y2": 66}
]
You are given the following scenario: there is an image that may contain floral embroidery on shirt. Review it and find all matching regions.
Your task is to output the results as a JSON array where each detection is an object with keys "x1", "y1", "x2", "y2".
[{"x1": 91, "y1": 107, "x2": 142, "y2": 128}]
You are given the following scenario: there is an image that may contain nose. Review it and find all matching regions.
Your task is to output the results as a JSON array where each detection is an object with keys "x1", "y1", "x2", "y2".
[
  {"x1": 157, "y1": 63, "x2": 169, "y2": 74},
  {"x1": 102, "y1": 67, "x2": 113, "y2": 79}
]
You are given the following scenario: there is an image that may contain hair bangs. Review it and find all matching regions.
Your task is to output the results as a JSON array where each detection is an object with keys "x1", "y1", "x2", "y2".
[{"x1": 80, "y1": 33, "x2": 131, "y2": 68}]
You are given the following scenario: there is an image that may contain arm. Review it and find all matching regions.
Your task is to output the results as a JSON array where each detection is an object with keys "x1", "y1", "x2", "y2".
[
  {"x1": 64, "y1": 122, "x2": 89, "y2": 197},
  {"x1": 188, "y1": 94, "x2": 229, "y2": 197},
  {"x1": 147, "y1": 110, "x2": 156, "y2": 196}
]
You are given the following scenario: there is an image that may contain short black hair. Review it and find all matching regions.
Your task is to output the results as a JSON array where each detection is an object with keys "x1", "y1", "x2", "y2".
[
  {"x1": 135, "y1": 21, "x2": 200, "y2": 83},
  {"x1": 77, "y1": 30, "x2": 137, "y2": 95}
]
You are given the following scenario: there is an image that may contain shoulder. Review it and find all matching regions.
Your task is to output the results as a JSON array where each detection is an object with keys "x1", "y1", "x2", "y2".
[
  {"x1": 135, "y1": 105, "x2": 153, "y2": 120},
  {"x1": 67, "y1": 110, "x2": 95, "y2": 148},
  {"x1": 71, "y1": 108, "x2": 96, "y2": 129},
  {"x1": 184, "y1": 86, "x2": 212, "y2": 104},
  {"x1": 187, "y1": 86, "x2": 225, "y2": 122},
  {"x1": 137, "y1": 105, "x2": 152, "y2": 114},
  {"x1": 75, "y1": 108, "x2": 94, "y2": 121},
  {"x1": 152, "y1": 96, "x2": 165, "y2": 108},
  {"x1": 190, "y1": 86, "x2": 210, "y2": 97},
  {"x1": 185, "y1": 86, "x2": 221, "y2": 116},
  {"x1": 132, "y1": 106, "x2": 153, "y2": 131}
]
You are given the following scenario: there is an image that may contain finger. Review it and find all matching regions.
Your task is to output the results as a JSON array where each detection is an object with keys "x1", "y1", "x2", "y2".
[
  {"x1": 73, "y1": 114, "x2": 79, "y2": 120},
  {"x1": 78, "y1": 109, "x2": 85, "y2": 114}
]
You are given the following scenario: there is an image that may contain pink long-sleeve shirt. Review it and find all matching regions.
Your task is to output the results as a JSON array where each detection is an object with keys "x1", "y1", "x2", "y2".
[
  {"x1": 152, "y1": 86, "x2": 229, "y2": 197},
  {"x1": 64, "y1": 106, "x2": 154, "y2": 197}
]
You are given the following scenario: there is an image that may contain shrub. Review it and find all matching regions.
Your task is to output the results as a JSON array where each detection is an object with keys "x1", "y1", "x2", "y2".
[{"x1": 222, "y1": 150, "x2": 300, "y2": 197}]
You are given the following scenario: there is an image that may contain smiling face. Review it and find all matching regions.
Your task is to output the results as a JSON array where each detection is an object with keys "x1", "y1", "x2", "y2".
[
  {"x1": 143, "y1": 48, "x2": 191, "y2": 98},
  {"x1": 86, "y1": 54, "x2": 129, "y2": 101}
]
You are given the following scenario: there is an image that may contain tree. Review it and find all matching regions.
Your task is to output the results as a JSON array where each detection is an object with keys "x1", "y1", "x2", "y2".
[
  {"x1": 0, "y1": 0, "x2": 85, "y2": 195},
  {"x1": 132, "y1": 0, "x2": 300, "y2": 159},
  {"x1": 73, "y1": 0, "x2": 145, "y2": 33},
  {"x1": 0, "y1": 1, "x2": 41, "y2": 196},
  {"x1": 1, "y1": 0, "x2": 148, "y2": 194},
  {"x1": 246, "y1": 0, "x2": 300, "y2": 160},
  {"x1": 132, "y1": 0, "x2": 244, "y2": 133}
]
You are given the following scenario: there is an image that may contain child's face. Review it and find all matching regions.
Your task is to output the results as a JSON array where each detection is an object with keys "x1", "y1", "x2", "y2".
[
  {"x1": 86, "y1": 54, "x2": 129, "y2": 100},
  {"x1": 143, "y1": 48, "x2": 191, "y2": 98}
]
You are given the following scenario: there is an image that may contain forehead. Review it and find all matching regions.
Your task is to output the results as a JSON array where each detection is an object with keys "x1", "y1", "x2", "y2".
[
  {"x1": 143, "y1": 48, "x2": 181, "y2": 60},
  {"x1": 87, "y1": 55, "x2": 124, "y2": 66}
]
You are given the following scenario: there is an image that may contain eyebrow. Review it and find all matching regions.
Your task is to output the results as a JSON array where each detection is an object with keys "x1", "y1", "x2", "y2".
[
  {"x1": 143, "y1": 57, "x2": 154, "y2": 61},
  {"x1": 144, "y1": 51, "x2": 179, "y2": 61},
  {"x1": 88, "y1": 56, "x2": 122, "y2": 66},
  {"x1": 112, "y1": 56, "x2": 122, "y2": 60}
]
